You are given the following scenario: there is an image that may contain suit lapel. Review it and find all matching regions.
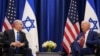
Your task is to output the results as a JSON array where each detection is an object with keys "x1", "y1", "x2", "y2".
[
  {"x1": 19, "y1": 31, "x2": 23, "y2": 42},
  {"x1": 11, "y1": 29, "x2": 15, "y2": 42},
  {"x1": 86, "y1": 31, "x2": 91, "y2": 41}
]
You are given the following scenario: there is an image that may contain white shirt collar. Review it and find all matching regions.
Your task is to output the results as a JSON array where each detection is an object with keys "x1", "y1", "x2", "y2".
[
  {"x1": 14, "y1": 28, "x2": 18, "y2": 33},
  {"x1": 83, "y1": 30, "x2": 90, "y2": 48},
  {"x1": 85, "y1": 30, "x2": 89, "y2": 35}
]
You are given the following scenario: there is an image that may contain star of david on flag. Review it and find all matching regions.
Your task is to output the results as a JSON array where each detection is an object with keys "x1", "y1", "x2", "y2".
[
  {"x1": 84, "y1": 0, "x2": 99, "y2": 32},
  {"x1": 89, "y1": 18, "x2": 98, "y2": 31},
  {"x1": 23, "y1": 16, "x2": 35, "y2": 32}
]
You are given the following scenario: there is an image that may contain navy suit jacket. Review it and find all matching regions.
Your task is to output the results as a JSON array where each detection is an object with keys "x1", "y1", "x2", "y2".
[
  {"x1": 3, "y1": 29, "x2": 29, "y2": 48},
  {"x1": 71, "y1": 31, "x2": 100, "y2": 55},
  {"x1": 76, "y1": 31, "x2": 99, "y2": 48}
]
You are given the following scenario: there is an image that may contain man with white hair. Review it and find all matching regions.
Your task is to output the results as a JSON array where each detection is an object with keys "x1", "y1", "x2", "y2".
[
  {"x1": 71, "y1": 20, "x2": 100, "y2": 56},
  {"x1": 3, "y1": 20, "x2": 32, "y2": 56}
]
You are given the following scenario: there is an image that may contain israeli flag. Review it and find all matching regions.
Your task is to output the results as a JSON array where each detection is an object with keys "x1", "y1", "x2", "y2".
[
  {"x1": 84, "y1": 0, "x2": 100, "y2": 32},
  {"x1": 22, "y1": 0, "x2": 39, "y2": 56}
]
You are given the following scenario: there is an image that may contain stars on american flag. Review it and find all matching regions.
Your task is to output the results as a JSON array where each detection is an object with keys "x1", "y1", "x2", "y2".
[
  {"x1": 6, "y1": 0, "x2": 16, "y2": 24},
  {"x1": 2, "y1": 0, "x2": 17, "y2": 31},
  {"x1": 68, "y1": 0, "x2": 79, "y2": 24},
  {"x1": 23, "y1": 16, "x2": 35, "y2": 32}
]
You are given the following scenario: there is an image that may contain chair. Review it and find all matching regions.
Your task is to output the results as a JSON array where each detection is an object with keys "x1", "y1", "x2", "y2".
[
  {"x1": 95, "y1": 33, "x2": 100, "y2": 56},
  {"x1": 0, "y1": 32, "x2": 23, "y2": 56},
  {"x1": 0, "y1": 32, "x2": 4, "y2": 56},
  {"x1": 3, "y1": 53, "x2": 23, "y2": 56}
]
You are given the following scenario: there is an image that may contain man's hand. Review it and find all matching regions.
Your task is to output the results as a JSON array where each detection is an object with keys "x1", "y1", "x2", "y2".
[
  {"x1": 77, "y1": 36, "x2": 85, "y2": 43},
  {"x1": 10, "y1": 41, "x2": 25, "y2": 48},
  {"x1": 16, "y1": 41, "x2": 25, "y2": 47},
  {"x1": 10, "y1": 42, "x2": 18, "y2": 47}
]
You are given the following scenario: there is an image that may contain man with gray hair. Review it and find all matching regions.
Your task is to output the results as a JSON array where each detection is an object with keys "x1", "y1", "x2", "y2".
[
  {"x1": 71, "y1": 20, "x2": 100, "y2": 56},
  {"x1": 3, "y1": 20, "x2": 32, "y2": 56}
]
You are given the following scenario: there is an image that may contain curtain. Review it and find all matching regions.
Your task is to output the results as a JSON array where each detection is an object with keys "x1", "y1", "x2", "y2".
[
  {"x1": 35, "y1": 0, "x2": 86, "y2": 52},
  {"x1": 0, "y1": 0, "x2": 8, "y2": 31},
  {"x1": 35, "y1": 0, "x2": 71, "y2": 52},
  {"x1": 96, "y1": 0, "x2": 100, "y2": 24}
]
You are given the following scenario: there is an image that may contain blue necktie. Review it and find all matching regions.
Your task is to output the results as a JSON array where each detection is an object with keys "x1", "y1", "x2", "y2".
[
  {"x1": 17, "y1": 32, "x2": 20, "y2": 41},
  {"x1": 16, "y1": 32, "x2": 20, "y2": 53}
]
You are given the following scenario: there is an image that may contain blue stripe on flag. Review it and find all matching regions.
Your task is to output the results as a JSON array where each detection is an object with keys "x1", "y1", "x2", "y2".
[
  {"x1": 88, "y1": 0, "x2": 96, "y2": 12},
  {"x1": 27, "y1": 0, "x2": 36, "y2": 13}
]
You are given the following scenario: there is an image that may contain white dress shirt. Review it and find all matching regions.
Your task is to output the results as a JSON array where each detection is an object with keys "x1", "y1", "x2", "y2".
[
  {"x1": 83, "y1": 30, "x2": 89, "y2": 48},
  {"x1": 14, "y1": 29, "x2": 18, "y2": 42}
]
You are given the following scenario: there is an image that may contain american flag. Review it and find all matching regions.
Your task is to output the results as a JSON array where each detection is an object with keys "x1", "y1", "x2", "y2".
[
  {"x1": 62, "y1": 0, "x2": 80, "y2": 54},
  {"x1": 2, "y1": 0, "x2": 16, "y2": 31}
]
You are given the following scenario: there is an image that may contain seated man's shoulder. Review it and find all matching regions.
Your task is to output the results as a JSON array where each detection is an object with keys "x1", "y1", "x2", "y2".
[
  {"x1": 89, "y1": 31, "x2": 99, "y2": 37},
  {"x1": 90, "y1": 31, "x2": 98, "y2": 34},
  {"x1": 20, "y1": 31, "x2": 25, "y2": 35},
  {"x1": 4, "y1": 29, "x2": 13, "y2": 33}
]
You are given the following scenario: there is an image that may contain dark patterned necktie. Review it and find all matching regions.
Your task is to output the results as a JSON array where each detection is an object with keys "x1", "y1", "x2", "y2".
[{"x1": 79, "y1": 33, "x2": 85, "y2": 47}]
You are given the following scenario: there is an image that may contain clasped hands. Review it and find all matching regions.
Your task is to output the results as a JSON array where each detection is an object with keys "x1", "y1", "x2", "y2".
[
  {"x1": 77, "y1": 36, "x2": 85, "y2": 44},
  {"x1": 10, "y1": 41, "x2": 25, "y2": 48}
]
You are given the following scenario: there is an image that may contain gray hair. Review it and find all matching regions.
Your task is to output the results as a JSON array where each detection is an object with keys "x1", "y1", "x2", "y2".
[
  {"x1": 13, "y1": 20, "x2": 22, "y2": 25},
  {"x1": 81, "y1": 20, "x2": 90, "y2": 28}
]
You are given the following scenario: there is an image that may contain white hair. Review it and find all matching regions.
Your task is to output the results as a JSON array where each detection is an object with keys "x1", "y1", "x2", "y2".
[
  {"x1": 81, "y1": 20, "x2": 90, "y2": 28},
  {"x1": 13, "y1": 20, "x2": 22, "y2": 25}
]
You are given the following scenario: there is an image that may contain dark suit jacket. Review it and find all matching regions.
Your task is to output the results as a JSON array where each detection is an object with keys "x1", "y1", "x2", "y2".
[
  {"x1": 76, "y1": 31, "x2": 100, "y2": 48},
  {"x1": 3, "y1": 29, "x2": 29, "y2": 48},
  {"x1": 71, "y1": 31, "x2": 100, "y2": 55}
]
